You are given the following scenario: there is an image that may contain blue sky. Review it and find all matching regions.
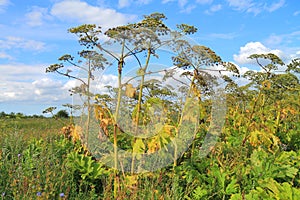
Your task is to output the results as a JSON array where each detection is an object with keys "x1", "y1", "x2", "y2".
[{"x1": 0, "y1": 0, "x2": 300, "y2": 115}]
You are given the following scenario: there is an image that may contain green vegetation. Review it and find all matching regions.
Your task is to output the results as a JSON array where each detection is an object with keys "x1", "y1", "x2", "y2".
[{"x1": 1, "y1": 13, "x2": 300, "y2": 199}]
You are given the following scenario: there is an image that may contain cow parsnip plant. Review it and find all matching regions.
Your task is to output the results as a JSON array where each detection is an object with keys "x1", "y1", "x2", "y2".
[{"x1": 1, "y1": 12, "x2": 297, "y2": 200}]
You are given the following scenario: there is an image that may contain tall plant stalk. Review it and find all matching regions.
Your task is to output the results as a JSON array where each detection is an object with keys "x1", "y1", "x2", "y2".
[
  {"x1": 113, "y1": 39, "x2": 126, "y2": 197},
  {"x1": 131, "y1": 47, "x2": 152, "y2": 174},
  {"x1": 86, "y1": 58, "x2": 91, "y2": 150}
]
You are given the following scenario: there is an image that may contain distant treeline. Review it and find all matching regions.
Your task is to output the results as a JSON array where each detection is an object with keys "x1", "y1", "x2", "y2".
[{"x1": 0, "y1": 110, "x2": 69, "y2": 119}]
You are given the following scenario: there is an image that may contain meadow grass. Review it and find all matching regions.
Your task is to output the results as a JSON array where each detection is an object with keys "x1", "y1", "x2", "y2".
[
  {"x1": 1, "y1": 117, "x2": 299, "y2": 199},
  {"x1": 0, "y1": 118, "x2": 78, "y2": 199},
  {"x1": 0, "y1": 118, "x2": 186, "y2": 200},
  {"x1": 0, "y1": 118, "x2": 68, "y2": 140}
]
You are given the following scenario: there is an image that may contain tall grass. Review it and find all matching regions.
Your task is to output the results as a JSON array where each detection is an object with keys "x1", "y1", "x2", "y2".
[
  {"x1": 1, "y1": 115, "x2": 299, "y2": 199},
  {"x1": 0, "y1": 118, "x2": 78, "y2": 199},
  {"x1": 0, "y1": 118, "x2": 181, "y2": 199}
]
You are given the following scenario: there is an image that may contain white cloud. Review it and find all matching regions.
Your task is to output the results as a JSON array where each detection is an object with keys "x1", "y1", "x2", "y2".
[
  {"x1": 177, "y1": 0, "x2": 197, "y2": 13},
  {"x1": 0, "y1": 61, "x2": 119, "y2": 104},
  {"x1": 118, "y1": 0, "x2": 131, "y2": 8},
  {"x1": 178, "y1": 0, "x2": 187, "y2": 8},
  {"x1": 162, "y1": 0, "x2": 175, "y2": 3},
  {"x1": 233, "y1": 42, "x2": 284, "y2": 64},
  {"x1": 0, "y1": 0, "x2": 9, "y2": 5},
  {"x1": 180, "y1": 4, "x2": 196, "y2": 13},
  {"x1": 51, "y1": 0, "x2": 136, "y2": 29},
  {"x1": 209, "y1": 32, "x2": 236, "y2": 39},
  {"x1": 265, "y1": 34, "x2": 283, "y2": 46},
  {"x1": 291, "y1": 51, "x2": 300, "y2": 59},
  {"x1": 0, "y1": 52, "x2": 12, "y2": 60},
  {"x1": 196, "y1": 0, "x2": 213, "y2": 5},
  {"x1": 62, "y1": 73, "x2": 118, "y2": 96},
  {"x1": 226, "y1": 0, "x2": 253, "y2": 11},
  {"x1": 0, "y1": 63, "x2": 47, "y2": 82},
  {"x1": 117, "y1": 0, "x2": 152, "y2": 8},
  {"x1": 0, "y1": 79, "x2": 66, "y2": 103},
  {"x1": 0, "y1": 36, "x2": 45, "y2": 51},
  {"x1": 93, "y1": 74, "x2": 118, "y2": 93},
  {"x1": 266, "y1": 0, "x2": 285, "y2": 12},
  {"x1": 210, "y1": 4, "x2": 222, "y2": 11},
  {"x1": 0, "y1": 0, "x2": 9, "y2": 6},
  {"x1": 0, "y1": 63, "x2": 70, "y2": 103},
  {"x1": 293, "y1": 10, "x2": 300, "y2": 16},
  {"x1": 62, "y1": 79, "x2": 77, "y2": 91},
  {"x1": 0, "y1": 0, "x2": 9, "y2": 12},
  {"x1": 137, "y1": 0, "x2": 153, "y2": 4},
  {"x1": 265, "y1": 31, "x2": 300, "y2": 48},
  {"x1": 226, "y1": 0, "x2": 285, "y2": 15},
  {"x1": 32, "y1": 78, "x2": 62, "y2": 89},
  {"x1": 25, "y1": 6, "x2": 50, "y2": 27},
  {"x1": 205, "y1": 4, "x2": 222, "y2": 14}
]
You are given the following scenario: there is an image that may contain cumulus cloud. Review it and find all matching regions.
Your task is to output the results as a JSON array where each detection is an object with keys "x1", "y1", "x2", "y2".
[
  {"x1": 0, "y1": 36, "x2": 45, "y2": 51},
  {"x1": 233, "y1": 42, "x2": 284, "y2": 65},
  {"x1": 265, "y1": 31, "x2": 300, "y2": 47},
  {"x1": 0, "y1": 0, "x2": 9, "y2": 6},
  {"x1": 180, "y1": 4, "x2": 196, "y2": 13},
  {"x1": 50, "y1": 0, "x2": 136, "y2": 30},
  {"x1": 32, "y1": 78, "x2": 62, "y2": 89},
  {"x1": 0, "y1": 79, "x2": 66, "y2": 103},
  {"x1": 226, "y1": 0, "x2": 253, "y2": 11},
  {"x1": 293, "y1": 10, "x2": 300, "y2": 16},
  {"x1": 0, "y1": 52, "x2": 12, "y2": 60},
  {"x1": 162, "y1": 0, "x2": 175, "y2": 3},
  {"x1": 177, "y1": 0, "x2": 197, "y2": 13},
  {"x1": 265, "y1": 34, "x2": 283, "y2": 46},
  {"x1": 196, "y1": 0, "x2": 213, "y2": 5},
  {"x1": 0, "y1": 58, "x2": 120, "y2": 106},
  {"x1": 178, "y1": 0, "x2": 187, "y2": 8},
  {"x1": 1, "y1": 82, "x2": 31, "y2": 102},
  {"x1": 1, "y1": 64, "x2": 70, "y2": 103},
  {"x1": 206, "y1": 4, "x2": 222, "y2": 14},
  {"x1": 117, "y1": 0, "x2": 152, "y2": 8},
  {"x1": 25, "y1": 6, "x2": 50, "y2": 27},
  {"x1": 226, "y1": 0, "x2": 285, "y2": 15},
  {"x1": 209, "y1": 32, "x2": 237, "y2": 39},
  {"x1": 0, "y1": 0, "x2": 9, "y2": 12},
  {"x1": 138, "y1": 0, "x2": 153, "y2": 5},
  {"x1": 0, "y1": 64, "x2": 45, "y2": 82},
  {"x1": 118, "y1": 0, "x2": 131, "y2": 8},
  {"x1": 266, "y1": 0, "x2": 285, "y2": 12},
  {"x1": 291, "y1": 51, "x2": 300, "y2": 60}
]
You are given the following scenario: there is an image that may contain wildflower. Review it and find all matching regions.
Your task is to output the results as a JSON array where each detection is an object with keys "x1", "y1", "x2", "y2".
[
  {"x1": 2, "y1": 192, "x2": 5, "y2": 196},
  {"x1": 37, "y1": 192, "x2": 42, "y2": 196},
  {"x1": 59, "y1": 193, "x2": 65, "y2": 198},
  {"x1": 18, "y1": 153, "x2": 21, "y2": 158}
]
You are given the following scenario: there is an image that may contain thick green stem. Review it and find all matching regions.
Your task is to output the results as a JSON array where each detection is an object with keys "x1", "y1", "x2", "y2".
[
  {"x1": 131, "y1": 47, "x2": 151, "y2": 174},
  {"x1": 242, "y1": 89, "x2": 263, "y2": 146},
  {"x1": 86, "y1": 59, "x2": 91, "y2": 149},
  {"x1": 135, "y1": 48, "x2": 151, "y2": 128},
  {"x1": 275, "y1": 104, "x2": 281, "y2": 134},
  {"x1": 174, "y1": 73, "x2": 197, "y2": 168},
  {"x1": 113, "y1": 39, "x2": 125, "y2": 198}
]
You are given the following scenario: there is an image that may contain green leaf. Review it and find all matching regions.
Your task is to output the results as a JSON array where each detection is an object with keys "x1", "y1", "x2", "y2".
[
  {"x1": 226, "y1": 178, "x2": 238, "y2": 195},
  {"x1": 230, "y1": 193, "x2": 243, "y2": 200},
  {"x1": 192, "y1": 186, "x2": 208, "y2": 200},
  {"x1": 132, "y1": 138, "x2": 145, "y2": 154}
]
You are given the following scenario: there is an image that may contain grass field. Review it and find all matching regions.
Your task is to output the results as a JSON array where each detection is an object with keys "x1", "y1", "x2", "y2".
[
  {"x1": 0, "y1": 118, "x2": 68, "y2": 140},
  {"x1": 1, "y1": 117, "x2": 299, "y2": 199},
  {"x1": 0, "y1": 118, "x2": 77, "y2": 199}
]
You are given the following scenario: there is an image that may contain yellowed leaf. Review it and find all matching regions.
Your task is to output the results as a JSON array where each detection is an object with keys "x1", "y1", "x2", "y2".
[
  {"x1": 133, "y1": 138, "x2": 145, "y2": 154},
  {"x1": 249, "y1": 130, "x2": 261, "y2": 147},
  {"x1": 125, "y1": 175, "x2": 138, "y2": 188},
  {"x1": 125, "y1": 83, "x2": 136, "y2": 98}
]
